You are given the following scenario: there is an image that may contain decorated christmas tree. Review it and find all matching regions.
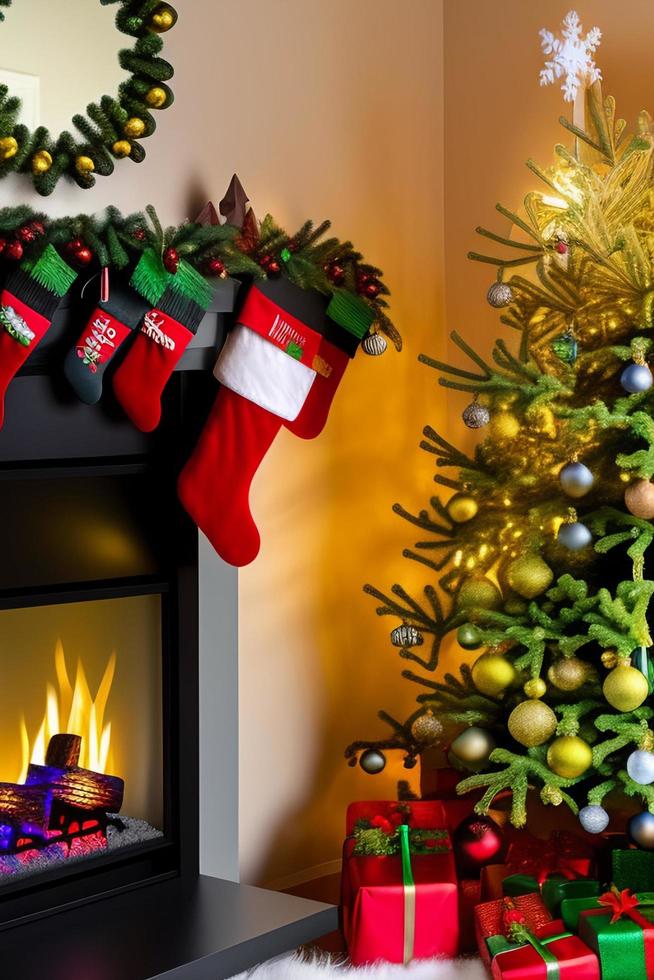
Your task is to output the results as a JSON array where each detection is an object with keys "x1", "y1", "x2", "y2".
[{"x1": 347, "y1": 11, "x2": 654, "y2": 847}]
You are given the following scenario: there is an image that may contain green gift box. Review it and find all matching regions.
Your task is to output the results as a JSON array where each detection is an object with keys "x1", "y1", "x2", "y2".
[
  {"x1": 503, "y1": 873, "x2": 600, "y2": 917},
  {"x1": 578, "y1": 899, "x2": 654, "y2": 980},
  {"x1": 612, "y1": 850, "x2": 654, "y2": 893},
  {"x1": 561, "y1": 896, "x2": 603, "y2": 931}
]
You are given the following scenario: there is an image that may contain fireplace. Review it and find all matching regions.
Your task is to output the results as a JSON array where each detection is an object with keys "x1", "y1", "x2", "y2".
[{"x1": 0, "y1": 287, "x2": 335, "y2": 979}]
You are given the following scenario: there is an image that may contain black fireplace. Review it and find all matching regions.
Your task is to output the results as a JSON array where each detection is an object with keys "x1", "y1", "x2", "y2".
[{"x1": 0, "y1": 284, "x2": 335, "y2": 979}]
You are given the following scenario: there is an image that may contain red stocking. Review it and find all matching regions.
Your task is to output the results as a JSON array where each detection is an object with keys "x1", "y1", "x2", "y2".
[
  {"x1": 284, "y1": 340, "x2": 349, "y2": 439},
  {"x1": 177, "y1": 386, "x2": 283, "y2": 567}
]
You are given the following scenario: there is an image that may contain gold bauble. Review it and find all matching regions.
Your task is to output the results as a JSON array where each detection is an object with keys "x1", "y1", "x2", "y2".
[
  {"x1": 603, "y1": 663, "x2": 649, "y2": 712},
  {"x1": 410, "y1": 710, "x2": 443, "y2": 746},
  {"x1": 149, "y1": 5, "x2": 177, "y2": 32},
  {"x1": 146, "y1": 86, "x2": 168, "y2": 109},
  {"x1": 523, "y1": 677, "x2": 546, "y2": 698},
  {"x1": 472, "y1": 654, "x2": 516, "y2": 697},
  {"x1": 490, "y1": 411, "x2": 520, "y2": 441},
  {"x1": 31, "y1": 149, "x2": 52, "y2": 174},
  {"x1": 625, "y1": 479, "x2": 654, "y2": 519},
  {"x1": 112, "y1": 140, "x2": 132, "y2": 158},
  {"x1": 508, "y1": 699, "x2": 557, "y2": 747},
  {"x1": 447, "y1": 493, "x2": 478, "y2": 524},
  {"x1": 124, "y1": 117, "x2": 146, "y2": 138},
  {"x1": 546, "y1": 735, "x2": 593, "y2": 779},
  {"x1": 75, "y1": 155, "x2": 95, "y2": 174},
  {"x1": 456, "y1": 576, "x2": 503, "y2": 613},
  {"x1": 506, "y1": 554, "x2": 554, "y2": 600},
  {"x1": 0, "y1": 136, "x2": 18, "y2": 160},
  {"x1": 547, "y1": 657, "x2": 588, "y2": 692}
]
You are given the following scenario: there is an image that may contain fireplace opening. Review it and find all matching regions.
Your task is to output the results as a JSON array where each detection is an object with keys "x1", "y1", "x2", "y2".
[{"x1": 0, "y1": 595, "x2": 164, "y2": 888}]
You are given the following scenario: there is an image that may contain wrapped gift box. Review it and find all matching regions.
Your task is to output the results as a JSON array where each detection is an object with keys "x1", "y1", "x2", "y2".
[
  {"x1": 490, "y1": 920, "x2": 600, "y2": 980},
  {"x1": 474, "y1": 892, "x2": 554, "y2": 968},
  {"x1": 459, "y1": 877, "x2": 482, "y2": 954},
  {"x1": 612, "y1": 850, "x2": 654, "y2": 893},
  {"x1": 503, "y1": 873, "x2": 600, "y2": 916},
  {"x1": 341, "y1": 800, "x2": 459, "y2": 965},
  {"x1": 578, "y1": 900, "x2": 654, "y2": 980}
]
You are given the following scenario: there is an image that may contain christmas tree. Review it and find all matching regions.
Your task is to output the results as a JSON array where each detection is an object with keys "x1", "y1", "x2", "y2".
[{"x1": 347, "y1": 12, "x2": 654, "y2": 845}]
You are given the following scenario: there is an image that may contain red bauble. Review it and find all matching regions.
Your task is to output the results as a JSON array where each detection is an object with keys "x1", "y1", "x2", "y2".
[
  {"x1": 260, "y1": 253, "x2": 272, "y2": 269},
  {"x1": 17, "y1": 225, "x2": 35, "y2": 243},
  {"x1": 555, "y1": 240, "x2": 568, "y2": 254},
  {"x1": 133, "y1": 228, "x2": 146, "y2": 241},
  {"x1": 30, "y1": 221, "x2": 46, "y2": 237},
  {"x1": 74, "y1": 246, "x2": 93, "y2": 266},
  {"x1": 266, "y1": 260, "x2": 281, "y2": 276},
  {"x1": 0, "y1": 238, "x2": 7, "y2": 256},
  {"x1": 326, "y1": 262, "x2": 345, "y2": 286},
  {"x1": 163, "y1": 247, "x2": 179, "y2": 274},
  {"x1": 207, "y1": 258, "x2": 226, "y2": 277},
  {"x1": 364, "y1": 281, "x2": 381, "y2": 299},
  {"x1": 6, "y1": 240, "x2": 23, "y2": 261},
  {"x1": 66, "y1": 238, "x2": 83, "y2": 256},
  {"x1": 451, "y1": 814, "x2": 504, "y2": 873}
]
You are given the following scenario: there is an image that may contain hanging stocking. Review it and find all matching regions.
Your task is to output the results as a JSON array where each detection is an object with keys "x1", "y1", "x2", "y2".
[
  {"x1": 283, "y1": 338, "x2": 349, "y2": 439},
  {"x1": 63, "y1": 274, "x2": 151, "y2": 405},
  {"x1": 0, "y1": 245, "x2": 77, "y2": 428},
  {"x1": 112, "y1": 251, "x2": 212, "y2": 432}
]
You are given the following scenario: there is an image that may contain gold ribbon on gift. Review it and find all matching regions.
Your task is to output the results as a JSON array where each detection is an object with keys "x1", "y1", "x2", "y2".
[{"x1": 399, "y1": 823, "x2": 415, "y2": 964}]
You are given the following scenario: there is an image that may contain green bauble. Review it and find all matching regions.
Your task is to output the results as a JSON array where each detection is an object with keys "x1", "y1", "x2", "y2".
[
  {"x1": 508, "y1": 699, "x2": 557, "y2": 747},
  {"x1": 456, "y1": 576, "x2": 503, "y2": 613},
  {"x1": 472, "y1": 654, "x2": 516, "y2": 697},
  {"x1": 505, "y1": 555, "x2": 554, "y2": 600},
  {"x1": 457, "y1": 623, "x2": 483, "y2": 650}
]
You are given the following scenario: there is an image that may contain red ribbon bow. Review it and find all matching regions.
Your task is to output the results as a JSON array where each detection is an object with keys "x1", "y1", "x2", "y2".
[{"x1": 598, "y1": 887, "x2": 640, "y2": 924}]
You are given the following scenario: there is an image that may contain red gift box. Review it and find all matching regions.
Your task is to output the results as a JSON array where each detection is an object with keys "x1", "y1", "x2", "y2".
[
  {"x1": 475, "y1": 893, "x2": 554, "y2": 969},
  {"x1": 491, "y1": 921, "x2": 599, "y2": 980},
  {"x1": 505, "y1": 831, "x2": 595, "y2": 881},
  {"x1": 459, "y1": 877, "x2": 482, "y2": 953},
  {"x1": 341, "y1": 801, "x2": 458, "y2": 964}
]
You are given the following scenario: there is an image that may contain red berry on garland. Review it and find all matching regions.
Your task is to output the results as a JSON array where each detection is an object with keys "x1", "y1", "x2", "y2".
[
  {"x1": 451, "y1": 813, "x2": 504, "y2": 874},
  {"x1": 17, "y1": 225, "x2": 35, "y2": 243},
  {"x1": 133, "y1": 228, "x2": 146, "y2": 241},
  {"x1": 66, "y1": 238, "x2": 83, "y2": 256},
  {"x1": 364, "y1": 281, "x2": 381, "y2": 299},
  {"x1": 163, "y1": 247, "x2": 179, "y2": 274},
  {"x1": 0, "y1": 238, "x2": 7, "y2": 256},
  {"x1": 326, "y1": 262, "x2": 345, "y2": 286},
  {"x1": 30, "y1": 221, "x2": 46, "y2": 237},
  {"x1": 5, "y1": 240, "x2": 23, "y2": 261},
  {"x1": 207, "y1": 258, "x2": 227, "y2": 278},
  {"x1": 267, "y1": 260, "x2": 281, "y2": 276},
  {"x1": 260, "y1": 253, "x2": 273, "y2": 270},
  {"x1": 555, "y1": 240, "x2": 568, "y2": 254},
  {"x1": 74, "y1": 246, "x2": 93, "y2": 266}
]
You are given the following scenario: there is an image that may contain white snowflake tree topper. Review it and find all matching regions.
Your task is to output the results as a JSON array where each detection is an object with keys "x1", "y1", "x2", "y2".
[{"x1": 539, "y1": 10, "x2": 602, "y2": 103}]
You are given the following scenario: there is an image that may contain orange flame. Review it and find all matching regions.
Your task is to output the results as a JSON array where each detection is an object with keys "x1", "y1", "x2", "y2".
[{"x1": 17, "y1": 639, "x2": 115, "y2": 783}]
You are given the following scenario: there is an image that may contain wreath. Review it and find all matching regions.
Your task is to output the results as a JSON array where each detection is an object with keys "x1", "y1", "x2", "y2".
[{"x1": 0, "y1": 0, "x2": 178, "y2": 194}]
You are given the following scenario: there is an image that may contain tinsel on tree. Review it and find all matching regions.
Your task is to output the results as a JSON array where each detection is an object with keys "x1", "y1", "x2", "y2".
[{"x1": 346, "y1": 78, "x2": 654, "y2": 835}]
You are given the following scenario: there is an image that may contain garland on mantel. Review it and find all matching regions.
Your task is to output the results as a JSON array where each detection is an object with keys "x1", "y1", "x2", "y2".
[
  {"x1": 0, "y1": 0, "x2": 179, "y2": 192},
  {"x1": 0, "y1": 201, "x2": 401, "y2": 348}
]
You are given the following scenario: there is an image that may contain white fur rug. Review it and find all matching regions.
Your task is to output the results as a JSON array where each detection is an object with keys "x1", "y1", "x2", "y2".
[{"x1": 228, "y1": 952, "x2": 486, "y2": 979}]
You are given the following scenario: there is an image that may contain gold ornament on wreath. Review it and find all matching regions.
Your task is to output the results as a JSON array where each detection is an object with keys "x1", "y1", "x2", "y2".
[
  {"x1": 410, "y1": 710, "x2": 443, "y2": 746},
  {"x1": 0, "y1": 0, "x2": 177, "y2": 194}
]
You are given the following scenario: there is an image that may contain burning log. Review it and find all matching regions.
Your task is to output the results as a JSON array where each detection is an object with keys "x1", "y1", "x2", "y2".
[
  {"x1": 0, "y1": 783, "x2": 48, "y2": 829},
  {"x1": 26, "y1": 764, "x2": 124, "y2": 813},
  {"x1": 45, "y1": 733, "x2": 81, "y2": 769}
]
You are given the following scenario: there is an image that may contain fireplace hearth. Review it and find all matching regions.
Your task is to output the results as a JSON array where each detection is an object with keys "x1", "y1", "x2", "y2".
[{"x1": 0, "y1": 289, "x2": 335, "y2": 979}]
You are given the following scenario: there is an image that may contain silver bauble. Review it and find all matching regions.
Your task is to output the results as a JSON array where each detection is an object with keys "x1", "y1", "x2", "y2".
[
  {"x1": 450, "y1": 726, "x2": 496, "y2": 765},
  {"x1": 578, "y1": 804, "x2": 610, "y2": 834},
  {"x1": 628, "y1": 810, "x2": 654, "y2": 849},
  {"x1": 390, "y1": 625, "x2": 423, "y2": 648},
  {"x1": 627, "y1": 749, "x2": 654, "y2": 786},
  {"x1": 559, "y1": 461, "x2": 594, "y2": 499},
  {"x1": 462, "y1": 401, "x2": 490, "y2": 429},
  {"x1": 359, "y1": 749, "x2": 386, "y2": 774},
  {"x1": 557, "y1": 520, "x2": 592, "y2": 551},
  {"x1": 621, "y1": 362, "x2": 654, "y2": 393},
  {"x1": 487, "y1": 282, "x2": 513, "y2": 308},
  {"x1": 362, "y1": 333, "x2": 388, "y2": 356}
]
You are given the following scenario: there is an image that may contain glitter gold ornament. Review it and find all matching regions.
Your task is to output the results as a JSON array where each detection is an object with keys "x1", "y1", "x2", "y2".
[
  {"x1": 149, "y1": 4, "x2": 178, "y2": 32},
  {"x1": 124, "y1": 117, "x2": 146, "y2": 138},
  {"x1": 506, "y1": 555, "x2": 554, "y2": 600},
  {"x1": 447, "y1": 493, "x2": 478, "y2": 524},
  {"x1": 75, "y1": 155, "x2": 95, "y2": 175},
  {"x1": 547, "y1": 656, "x2": 588, "y2": 691},
  {"x1": 410, "y1": 710, "x2": 443, "y2": 746},
  {"x1": 603, "y1": 660, "x2": 649, "y2": 712},
  {"x1": 472, "y1": 653, "x2": 516, "y2": 697},
  {"x1": 490, "y1": 411, "x2": 520, "y2": 441},
  {"x1": 31, "y1": 149, "x2": 52, "y2": 174},
  {"x1": 523, "y1": 677, "x2": 546, "y2": 698},
  {"x1": 146, "y1": 86, "x2": 168, "y2": 109},
  {"x1": 547, "y1": 735, "x2": 593, "y2": 778},
  {"x1": 462, "y1": 400, "x2": 490, "y2": 429},
  {"x1": 508, "y1": 699, "x2": 557, "y2": 747},
  {"x1": 625, "y1": 480, "x2": 654, "y2": 519},
  {"x1": 456, "y1": 575, "x2": 503, "y2": 612},
  {"x1": 0, "y1": 136, "x2": 18, "y2": 160},
  {"x1": 112, "y1": 140, "x2": 132, "y2": 158}
]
